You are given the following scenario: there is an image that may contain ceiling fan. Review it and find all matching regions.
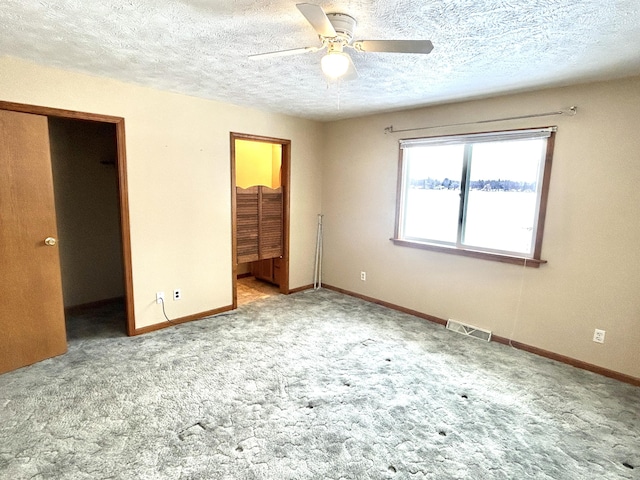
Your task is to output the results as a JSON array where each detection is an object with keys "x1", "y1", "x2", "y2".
[{"x1": 249, "y1": 3, "x2": 434, "y2": 80}]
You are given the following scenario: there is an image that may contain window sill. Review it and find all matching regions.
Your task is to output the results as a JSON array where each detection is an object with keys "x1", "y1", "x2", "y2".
[{"x1": 390, "y1": 238, "x2": 547, "y2": 268}]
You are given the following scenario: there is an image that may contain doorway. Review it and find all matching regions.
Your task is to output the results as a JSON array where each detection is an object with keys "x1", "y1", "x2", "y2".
[
  {"x1": 48, "y1": 117, "x2": 127, "y2": 336},
  {"x1": 230, "y1": 133, "x2": 291, "y2": 308},
  {"x1": 0, "y1": 101, "x2": 134, "y2": 353}
]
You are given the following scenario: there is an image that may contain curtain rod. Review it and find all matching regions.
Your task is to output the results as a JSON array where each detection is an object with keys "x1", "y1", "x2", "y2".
[{"x1": 383, "y1": 106, "x2": 577, "y2": 135}]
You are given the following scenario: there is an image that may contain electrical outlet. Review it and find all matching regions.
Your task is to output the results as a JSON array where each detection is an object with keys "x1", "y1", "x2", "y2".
[
  {"x1": 173, "y1": 289, "x2": 181, "y2": 301},
  {"x1": 593, "y1": 329, "x2": 606, "y2": 344},
  {"x1": 360, "y1": 271, "x2": 366, "y2": 281},
  {"x1": 156, "y1": 291, "x2": 165, "y2": 304}
]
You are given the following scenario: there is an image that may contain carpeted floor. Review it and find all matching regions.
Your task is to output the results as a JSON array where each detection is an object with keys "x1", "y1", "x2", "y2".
[{"x1": 0, "y1": 289, "x2": 638, "y2": 479}]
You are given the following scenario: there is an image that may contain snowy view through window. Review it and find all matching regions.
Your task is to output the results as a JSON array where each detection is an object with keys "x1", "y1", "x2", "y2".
[{"x1": 402, "y1": 138, "x2": 546, "y2": 256}]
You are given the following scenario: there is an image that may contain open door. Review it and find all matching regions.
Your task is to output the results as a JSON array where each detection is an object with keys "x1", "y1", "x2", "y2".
[{"x1": 0, "y1": 110, "x2": 67, "y2": 374}]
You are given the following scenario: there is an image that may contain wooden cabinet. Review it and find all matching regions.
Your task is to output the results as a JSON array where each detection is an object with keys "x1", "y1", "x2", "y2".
[{"x1": 251, "y1": 257, "x2": 281, "y2": 286}]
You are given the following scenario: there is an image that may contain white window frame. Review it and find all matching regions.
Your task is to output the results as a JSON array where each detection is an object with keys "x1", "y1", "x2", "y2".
[{"x1": 392, "y1": 127, "x2": 556, "y2": 267}]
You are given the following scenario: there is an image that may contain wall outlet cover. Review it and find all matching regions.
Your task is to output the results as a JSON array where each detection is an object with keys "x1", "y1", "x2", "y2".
[{"x1": 593, "y1": 329, "x2": 606, "y2": 343}]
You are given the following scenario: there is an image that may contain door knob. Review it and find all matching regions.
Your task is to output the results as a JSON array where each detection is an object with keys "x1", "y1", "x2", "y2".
[{"x1": 44, "y1": 237, "x2": 57, "y2": 246}]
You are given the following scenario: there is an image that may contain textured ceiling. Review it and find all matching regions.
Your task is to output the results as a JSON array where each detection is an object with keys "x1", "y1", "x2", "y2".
[{"x1": 1, "y1": 1, "x2": 640, "y2": 121}]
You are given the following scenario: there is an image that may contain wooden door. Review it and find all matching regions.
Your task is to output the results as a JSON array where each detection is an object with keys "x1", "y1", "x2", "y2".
[
  {"x1": 259, "y1": 187, "x2": 283, "y2": 260},
  {"x1": 236, "y1": 186, "x2": 259, "y2": 263},
  {"x1": 0, "y1": 109, "x2": 67, "y2": 374}
]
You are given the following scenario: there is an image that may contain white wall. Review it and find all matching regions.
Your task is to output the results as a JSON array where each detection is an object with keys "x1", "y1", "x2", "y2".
[
  {"x1": 322, "y1": 76, "x2": 640, "y2": 379},
  {"x1": 0, "y1": 56, "x2": 323, "y2": 329}
]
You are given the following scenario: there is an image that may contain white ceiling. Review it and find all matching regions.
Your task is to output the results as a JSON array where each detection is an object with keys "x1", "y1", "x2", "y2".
[{"x1": 2, "y1": 1, "x2": 640, "y2": 121}]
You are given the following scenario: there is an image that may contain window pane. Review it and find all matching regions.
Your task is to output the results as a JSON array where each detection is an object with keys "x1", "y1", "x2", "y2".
[
  {"x1": 462, "y1": 139, "x2": 545, "y2": 255},
  {"x1": 403, "y1": 145, "x2": 464, "y2": 244}
]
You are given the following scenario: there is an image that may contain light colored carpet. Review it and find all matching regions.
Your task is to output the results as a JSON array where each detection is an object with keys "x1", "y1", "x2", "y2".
[{"x1": 0, "y1": 289, "x2": 638, "y2": 479}]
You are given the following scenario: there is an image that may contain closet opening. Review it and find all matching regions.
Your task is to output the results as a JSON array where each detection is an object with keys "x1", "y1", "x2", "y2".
[
  {"x1": 48, "y1": 117, "x2": 128, "y2": 338},
  {"x1": 230, "y1": 133, "x2": 291, "y2": 308}
]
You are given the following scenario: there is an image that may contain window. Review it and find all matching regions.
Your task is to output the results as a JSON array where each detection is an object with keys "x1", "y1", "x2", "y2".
[{"x1": 393, "y1": 127, "x2": 556, "y2": 267}]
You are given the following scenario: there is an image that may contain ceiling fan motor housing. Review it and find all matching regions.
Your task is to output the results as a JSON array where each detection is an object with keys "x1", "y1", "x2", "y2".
[{"x1": 326, "y1": 13, "x2": 357, "y2": 43}]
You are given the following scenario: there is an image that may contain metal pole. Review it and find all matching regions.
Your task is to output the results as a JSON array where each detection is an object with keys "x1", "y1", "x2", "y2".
[
  {"x1": 317, "y1": 215, "x2": 323, "y2": 288},
  {"x1": 313, "y1": 233, "x2": 318, "y2": 289},
  {"x1": 313, "y1": 214, "x2": 323, "y2": 289}
]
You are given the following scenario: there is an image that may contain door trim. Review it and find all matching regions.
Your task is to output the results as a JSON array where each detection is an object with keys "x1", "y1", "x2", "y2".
[
  {"x1": 0, "y1": 100, "x2": 136, "y2": 335},
  {"x1": 230, "y1": 132, "x2": 291, "y2": 308}
]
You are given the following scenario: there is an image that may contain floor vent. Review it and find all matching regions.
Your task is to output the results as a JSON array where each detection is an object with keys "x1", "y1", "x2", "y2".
[{"x1": 446, "y1": 319, "x2": 492, "y2": 342}]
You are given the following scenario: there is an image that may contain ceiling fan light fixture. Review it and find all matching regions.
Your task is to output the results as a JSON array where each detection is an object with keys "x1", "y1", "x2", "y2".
[
  {"x1": 321, "y1": 51, "x2": 350, "y2": 78},
  {"x1": 251, "y1": 4, "x2": 433, "y2": 82}
]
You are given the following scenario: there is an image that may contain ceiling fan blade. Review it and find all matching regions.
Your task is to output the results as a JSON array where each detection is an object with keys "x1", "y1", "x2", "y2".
[
  {"x1": 353, "y1": 40, "x2": 434, "y2": 54},
  {"x1": 343, "y1": 54, "x2": 358, "y2": 80},
  {"x1": 296, "y1": 3, "x2": 337, "y2": 38},
  {"x1": 249, "y1": 46, "x2": 320, "y2": 59}
]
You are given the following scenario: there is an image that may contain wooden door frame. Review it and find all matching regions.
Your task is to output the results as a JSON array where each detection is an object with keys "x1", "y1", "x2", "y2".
[
  {"x1": 230, "y1": 132, "x2": 291, "y2": 308},
  {"x1": 0, "y1": 100, "x2": 136, "y2": 335}
]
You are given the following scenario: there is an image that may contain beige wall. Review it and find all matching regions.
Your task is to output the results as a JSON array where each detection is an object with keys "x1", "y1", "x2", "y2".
[
  {"x1": 49, "y1": 117, "x2": 124, "y2": 307},
  {"x1": 3, "y1": 54, "x2": 638, "y2": 379},
  {"x1": 0, "y1": 56, "x2": 323, "y2": 329},
  {"x1": 321, "y1": 76, "x2": 640, "y2": 378}
]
